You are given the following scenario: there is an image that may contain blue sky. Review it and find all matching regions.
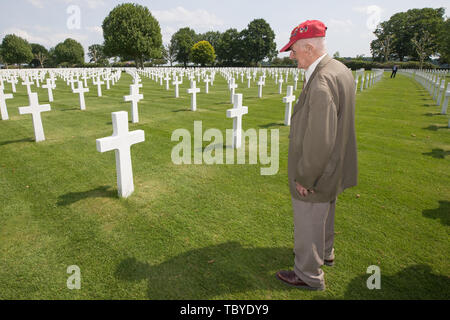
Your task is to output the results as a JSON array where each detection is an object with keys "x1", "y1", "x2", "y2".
[{"x1": 1, "y1": 0, "x2": 448, "y2": 61}]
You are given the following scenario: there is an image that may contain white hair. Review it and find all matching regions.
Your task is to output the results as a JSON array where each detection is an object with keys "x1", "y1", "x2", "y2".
[{"x1": 295, "y1": 37, "x2": 327, "y2": 55}]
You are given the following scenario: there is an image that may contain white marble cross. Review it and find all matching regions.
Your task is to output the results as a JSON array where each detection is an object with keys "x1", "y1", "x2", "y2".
[
  {"x1": 68, "y1": 77, "x2": 77, "y2": 92},
  {"x1": 93, "y1": 76, "x2": 104, "y2": 97},
  {"x1": 22, "y1": 77, "x2": 33, "y2": 95},
  {"x1": 164, "y1": 74, "x2": 171, "y2": 90},
  {"x1": 187, "y1": 80, "x2": 200, "y2": 111},
  {"x1": 18, "y1": 92, "x2": 51, "y2": 142},
  {"x1": 124, "y1": 83, "x2": 143, "y2": 123},
  {"x1": 226, "y1": 93, "x2": 248, "y2": 149},
  {"x1": 257, "y1": 76, "x2": 264, "y2": 98},
  {"x1": 42, "y1": 79, "x2": 55, "y2": 102},
  {"x1": 73, "y1": 81, "x2": 89, "y2": 110},
  {"x1": 247, "y1": 73, "x2": 252, "y2": 88},
  {"x1": 283, "y1": 86, "x2": 296, "y2": 126},
  {"x1": 172, "y1": 76, "x2": 182, "y2": 98},
  {"x1": 0, "y1": 88, "x2": 13, "y2": 120},
  {"x1": 96, "y1": 111, "x2": 145, "y2": 198},
  {"x1": 7, "y1": 77, "x2": 18, "y2": 93},
  {"x1": 229, "y1": 78, "x2": 238, "y2": 104},
  {"x1": 278, "y1": 77, "x2": 284, "y2": 94},
  {"x1": 294, "y1": 74, "x2": 299, "y2": 91},
  {"x1": 204, "y1": 75, "x2": 211, "y2": 94},
  {"x1": 105, "y1": 75, "x2": 111, "y2": 90}
]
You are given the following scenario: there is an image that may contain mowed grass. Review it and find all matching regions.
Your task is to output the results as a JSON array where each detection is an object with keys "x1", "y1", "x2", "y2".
[{"x1": 0, "y1": 69, "x2": 448, "y2": 300}]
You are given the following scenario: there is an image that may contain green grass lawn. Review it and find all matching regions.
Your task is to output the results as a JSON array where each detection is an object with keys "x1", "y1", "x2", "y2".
[{"x1": 0, "y1": 70, "x2": 448, "y2": 300}]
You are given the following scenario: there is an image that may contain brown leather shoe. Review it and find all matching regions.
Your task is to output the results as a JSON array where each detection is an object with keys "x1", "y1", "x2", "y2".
[
  {"x1": 324, "y1": 259, "x2": 334, "y2": 266},
  {"x1": 276, "y1": 270, "x2": 325, "y2": 291}
]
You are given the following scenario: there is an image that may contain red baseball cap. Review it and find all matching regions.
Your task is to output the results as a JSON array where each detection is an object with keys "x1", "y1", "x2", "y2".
[{"x1": 280, "y1": 20, "x2": 327, "y2": 52}]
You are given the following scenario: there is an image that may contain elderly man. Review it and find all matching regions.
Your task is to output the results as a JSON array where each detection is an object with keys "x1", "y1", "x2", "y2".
[{"x1": 276, "y1": 20, "x2": 358, "y2": 291}]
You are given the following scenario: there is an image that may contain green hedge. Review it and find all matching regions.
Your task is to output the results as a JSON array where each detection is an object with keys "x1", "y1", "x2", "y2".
[{"x1": 336, "y1": 59, "x2": 439, "y2": 70}]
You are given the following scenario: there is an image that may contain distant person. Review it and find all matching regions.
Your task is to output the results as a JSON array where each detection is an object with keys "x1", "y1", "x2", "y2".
[
  {"x1": 391, "y1": 65, "x2": 398, "y2": 78},
  {"x1": 276, "y1": 20, "x2": 358, "y2": 291}
]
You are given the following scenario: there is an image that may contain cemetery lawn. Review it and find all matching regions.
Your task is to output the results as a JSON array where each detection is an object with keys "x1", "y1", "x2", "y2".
[{"x1": 0, "y1": 71, "x2": 448, "y2": 300}]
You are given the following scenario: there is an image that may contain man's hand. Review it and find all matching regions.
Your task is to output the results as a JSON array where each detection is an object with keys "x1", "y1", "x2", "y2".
[{"x1": 296, "y1": 182, "x2": 314, "y2": 197}]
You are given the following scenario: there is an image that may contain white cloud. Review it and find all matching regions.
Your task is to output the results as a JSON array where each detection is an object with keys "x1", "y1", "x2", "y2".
[
  {"x1": 153, "y1": 6, "x2": 224, "y2": 29},
  {"x1": 85, "y1": 26, "x2": 103, "y2": 36},
  {"x1": 27, "y1": 0, "x2": 44, "y2": 8},
  {"x1": 327, "y1": 19, "x2": 354, "y2": 33},
  {"x1": 1, "y1": 27, "x2": 88, "y2": 48}
]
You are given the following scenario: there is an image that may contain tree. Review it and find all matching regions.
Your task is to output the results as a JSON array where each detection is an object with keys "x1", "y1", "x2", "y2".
[
  {"x1": 53, "y1": 38, "x2": 84, "y2": 66},
  {"x1": 88, "y1": 44, "x2": 108, "y2": 65},
  {"x1": 30, "y1": 43, "x2": 48, "y2": 67},
  {"x1": 411, "y1": 31, "x2": 436, "y2": 69},
  {"x1": 437, "y1": 18, "x2": 450, "y2": 64},
  {"x1": 216, "y1": 28, "x2": 241, "y2": 66},
  {"x1": 1, "y1": 34, "x2": 33, "y2": 67},
  {"x1": 171, "y1": 27, "x2": 198, "y2": 67},
  {"x1": 190, "y1": 41, "x2": 216, "y2": 66},
  {"x1": 102, "y1": 3, "x2": 162, "y2": 69},
  {"x1": 370, "y1": 8, "x2": 445, "y2": 61},
  {"x1": 240, "y1": 19, "x2": 276, "y2": 65},
  {"x1": 198, "y1": 31, "x2": 221, "y2": 51},
  {"x1": 162, "y1": 42, "x2": 177, "y2": 66}
]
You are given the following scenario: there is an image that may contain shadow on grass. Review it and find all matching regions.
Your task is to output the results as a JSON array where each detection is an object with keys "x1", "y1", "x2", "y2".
[
  {"x1": 259, "y1": 122, "x2": 284, "y2": 128},
  {"x1": 422, "y1": 149, "x2": 450, "y2": 159},
  {"x1": 57, "y1": 185, "x2": 117, "y2": 206},
  {"x1": 172, "y1": 108, "x2": 191, "y2": 113},
  {"x1": 424, "y1": 112, "x2": 443, "y2": 117},
  {"x1": 0, "y1": 138, "x2": 34, "y2": 146},
  {"x1": 422, "y1": 201, "x2": 449, "y2": 226},
  {"x1": 340, "y1": 264, "x2": 450, "y2": 299},
  {"x1": 114, "y1": 241, "x2": 294, "y2": 299},
  {"x1": 423, "y1": 125, "x2": 449, "y2": 131},
  {"x1": 60, "y1": 108, "x2": 80, "y2": 112}
]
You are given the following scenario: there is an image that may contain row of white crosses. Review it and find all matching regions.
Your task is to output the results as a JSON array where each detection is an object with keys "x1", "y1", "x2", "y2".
[
  {"x1": 354, "y1": 68, "x2": 383, "y2": 93},
  {"x1": 400, "y1": 68, "x2": 450, "y2": 127}
]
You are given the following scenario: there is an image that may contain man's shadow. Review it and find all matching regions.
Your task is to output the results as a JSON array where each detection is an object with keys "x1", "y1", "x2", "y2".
[
  {"x1": 340, "y1": 264, "x2": 450, "y2": 300},
  {"x1": 422, "y1": 200, "x2": 449, "y2": 226},
  {"x1": 114, "y1": 241, "x2": 293, "y2": 299}
]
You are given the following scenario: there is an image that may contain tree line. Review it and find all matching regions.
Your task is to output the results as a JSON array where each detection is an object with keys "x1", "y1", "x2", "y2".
[{"x1": 0, "y1": 3, "x2": 277, "y2": 69}]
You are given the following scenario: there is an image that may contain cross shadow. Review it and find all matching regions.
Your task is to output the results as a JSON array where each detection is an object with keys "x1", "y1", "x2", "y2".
[
  {"x1": 0, "y1": 138, "x2": 34, "y2": 146},
  {"x1": 424, "y1": 112, "x2": 443, "y2": 117},
  {"x1": 60, "y1": 108, "x2": 79, "y2": 112},
  {"x1": 423, "y1": 125, "x2": 449, "y2": 131},
  {"x1": 422, "y1": 201, "x2": 450, "y2": 226},
  {"x1": 114, "y1": 241, "x2": 293, "y2": 299},
  {"x1": 339, "y1": 264, "x2": 450, "y2": 300},
  {"x1": 259, "y1": 122, "x2": 284, "y2": 128},
  {"x1": 422, "y1": 149, "x2": 450, "y2": 159},
  {"x1": 172, "y1": 108, "x2": 191, "y2": 113},
  {"x1": 57, "y1": 185, "x2": 117, "y2": 206}
]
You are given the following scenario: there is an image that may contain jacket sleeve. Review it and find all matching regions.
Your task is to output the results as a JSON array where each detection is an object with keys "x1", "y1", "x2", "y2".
[{"x1": 296, "y1": 82, "x2": 337, "y2": 189}]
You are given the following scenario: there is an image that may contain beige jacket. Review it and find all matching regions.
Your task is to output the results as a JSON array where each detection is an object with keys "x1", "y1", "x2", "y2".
[{"x1": 288, "y1": 55, "x2": 358, "y2": 202}]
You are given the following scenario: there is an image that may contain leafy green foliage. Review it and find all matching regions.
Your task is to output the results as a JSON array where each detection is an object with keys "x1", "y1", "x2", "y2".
[
  {"x1": 216, "y1": 28, "x2": 241, "y2": 66},
  {"x1": 1, "y1": 34, "x2": 33, "y2": 66},
  {"x1": 102, "y1": 3, "x2": 162, "y2": 68},
  {"x1": 30, "y1": 43, "x2": 48, "y2": 68},
  {"x1": 190, "y1": 41, "x2": 216, "y2": 66},
  {"x1": 438, "y1": 18, "x2": 450, "y2": 64},
  {"x1": 240, "y1": 19, "x2": 277, "y2": 65},
  {"x1": 170, "y1": 27, "x2": 198, "y2": 67},
  {"x1": 371, "y1": 8, "x2": 446, "y2": 61},
  {"x1": 88, "y1": 44, "x2": 108, "y2": 66},
  {"x1": 53, "y1": 38, "x2": 84, "y2": 66}
]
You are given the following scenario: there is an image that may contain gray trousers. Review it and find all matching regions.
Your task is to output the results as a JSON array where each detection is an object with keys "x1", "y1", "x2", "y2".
[{"x1": 292, "y1": 197, "x2": 336, "y2": 289}]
